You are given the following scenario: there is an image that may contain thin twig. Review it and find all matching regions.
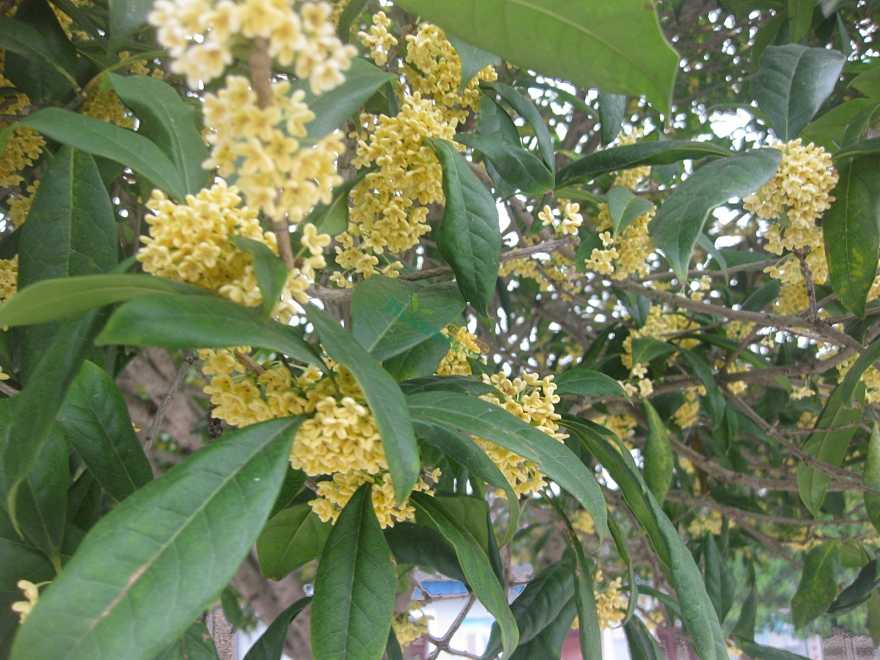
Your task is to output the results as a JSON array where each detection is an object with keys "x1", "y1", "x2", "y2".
[{"x1": 145, "y1": 353, "x2": 195, "y2": 449}]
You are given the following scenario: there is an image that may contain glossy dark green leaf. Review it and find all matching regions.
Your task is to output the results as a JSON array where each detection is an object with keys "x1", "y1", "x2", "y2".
[
  {"x1": 608, "y1": 516, "x2": 636, "y2": 626},
  {"x1": 58, "y1": 360, "x2": 152, "y2": 502},
  {"x1": 352, "y1": 277, "x2": 464, "y2": 361},
  {"x1": 243, "y1": 597, "x2": 310, "y2": 660},
  {"x1": 383, "y1": 336, "x2": 450, "y2": 382},
  {"x1": 305, "y1": 175, "x2": 361, "y2": 236},
  {"x1": 458, "y1": 134, "x2": 554, "y2": 195},
  {"x1": 630, "y1": 337, "x2": 676, "y2": 366},
  {"x1": 384, "y1": 522, "x2": 465, "y2": 582},
  {"x1": 257, "y1": 504, "x2": 331, "y2": 580},
  {"x1": 413, "y1": 493, "x2": 518, "y2": 657},
  {"x1": 11, "y1": 417, "x2": 300, "y2": 660},
  {"x1": 755, "y1": 44, "x2": 846, "y2": 140},
  {"x1": 0, "y1": 274, "x2": 210, "y2": 328},
  {"x1": 408, "y1": 391, "x2": 609, "y2": 540},
  {"x1": 733, "y1": 637, "x2": 809, "y2": 660},
  {"x1": 21, "y1": 108, "x2": 186, "y2": 199},
  {"x1": 557, "y1": 140, "x2": 730, "y2": 188},
  {"x1": 311, "y1": 484, "x2": 395, "y2": 660},
  {"x1": 154, "y1": 622, "x2": 219, "y2": 660},
  {"x1": 624, "y1": 616, "x2": 663, "y2": 660},
  {"x1": 400, "y1": 376, "x2": 496, "y2": 397},
  {"x1": 0, "y1": 17, "x2": 78, "y2": 94},
  {"x1": 792, "y1": 542, "x2": 839, "y2": 628},
  {"x1": 395, "y1": 0, "x2": 678, "y2": 115},
  {"x1": 431, "y1": 139, "x2": 501, "y2": 314},
  {"x1": 109, "y1": 74, "x2": 211, "y2": 195},
  {"x1": 866, "y1": 424, "x2": 880, "y2": 535},
  {"x1": 303, "y1": 58, "x2": 395, "y2": 141},
  {"x1": 828, "y1": 558, "x2": 880, "y2": 614},
  {"x1": 336, "y1": 0, "x2": 367, "y2": 40},
  {"x1": 650, "y1": 149, "x2": 781, "y2": 280},
  {"x1": 97, "y1": 294, "x2": 319, "y2": 366},
  {"x1": 702, "y1": 535, "x2": 727, "y2": 622},
  {"x1": 449, "y1": 35, "x2": 500, "y2": 89},
  {"x1": 230, "y1": 237, "x2": 289, "y2": 317},
  {"x1": 108, "y1": 0, "x2": 153, "y2": 44},
  {"x1": 307, "y1": 304, "x2": 420, "y2": 502},
  {"x1": 823, "y1": 156, "x2": 880, "y2": 317},
  {"x1": 802, "y1": 98, "x2": 880, "y2": 152},
  {"x1": 733, "y1": 569, "x2": 757, "y2": 640},
  {"x1": 598, "y1": 92, "x2": 627, "y2": 146},
  {"x1": 642, "y1": 401, "x2": 673, "y2": 504},
  {"x1": 607, "y1": 187, "x2": 654, "y2": 236},
  {"x1": 571, "y1": 541, "x2": 602, "y2": 660},
  {"x1": 490, "y1": 83, "x2": 555, "y2": 172},
  {"x1": 509, "y1": 597, "x2": 576, "y2": 660},
  {"x1": 555, "y1": 367, "x2": 626, "y2": 398}
]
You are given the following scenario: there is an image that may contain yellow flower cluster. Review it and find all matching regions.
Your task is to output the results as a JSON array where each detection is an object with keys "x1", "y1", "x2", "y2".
[
  {"x1": 0, "y1": 256, "x2": 17, "y2": 303},
  {"x1": 686, "y1": 508, "x2": 722, "y2": 537},
  {"x1": 572, "y1": 509, "x2": 595, "y2": 536},
  {"x1": 11, "y1": 579, "x2": 39, "y2": 623},
  {"x1": 621, "y1": 362, "x2": 654, "y2": 398},
  {"x1": 436, "y1": 325, "x2": 482, "y2": 376},
  {"x1": 82, "y1": 85, "x2": 133, "y2": 129},
  {"x1": 592, "y1": 413, "x2": 637, "y2": 447},
  {"x1": 539, "y1": 201, "x2": 583, "y2": 237},
  {"x1": 586, "y1": 203, "x2": 655, "y2": 280},
  {"x1": 359, "y1": 11, "x2": 397, "y2": 67},
  {"x1": 392, "y1": 609, "x2": 431, "y2": 647},
  {"x1": 622, "y1": 304, "x2": 698, "y2": 369},
  {"x1": 335, "y1": 93, "x2": 456, "y2": 280},
  {"x1": 404, "y1": 23, "x2": 497, "y2": 125},
  {"x1": 149, "y1": 0, "x2": 356, "y2": 92},
  {"x1": 611, "y1": 132, "x2": 651, "y2": 190},
  {"x1": 673, "y1": 386, "x2": 704, "y2": 430},
  {"x1": 477, "y1": 372, "x2": 566, "y2": 496},
  {"x1": 202, "y1": 76, "x2": 345, "y2": 223},
  {"x1": 594, "y1": 572, "x2": 628, "y2": 629},
  {"x1": 0, "y1": 54, "x2": 44, "y2": 188},
  {"x1": 138, "y1": 181, "x2": 314, "y2": 312},
  {"x1": 7, "y1": 181, "x2": 39, "y2": 228},
  {"x1": 500, "y1": 236, "x2": 583, "y2": 298}
]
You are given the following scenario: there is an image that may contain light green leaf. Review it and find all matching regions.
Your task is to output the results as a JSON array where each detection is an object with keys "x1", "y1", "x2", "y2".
[
  {"x1": 0, "y1": 274, "x2": 210, "y2": 328},
  {"x1": 244, "y1": 597, "x2": 311, "y2": 660},
  {"x1": 607, "y1": 187, "x2": 654, "y2": 236},
  {"x1": 352, "y1": 276, "x2": 464, "y2": 361},
  {"x1": 555, "y1": 367, "x2": 626, "y2": 398},
  {"x1": 394, "y1": 0, "x2": 679, "y2": 115},
  {"x1": 303, "y1": 58, "x2": 395, "y2": 141},
  {"x1": 449, "y1": 35, "x2": 500, "y2": 89},
  {"x1": 823, "y1": 156, "x2": 880, "y2": 317},
  {"x1": 109, "y1": 74, "x2": 211, "y2": 195},
  {"x1": 58, "y1": 361, "x2": 153, "y2": 502},
  {"x1": 257, "y1": 504, "x2": 331, "y2": 580},
  {"x1": 642, "y1": 401, "x2": 673, "y2": 504},
  {"x1": 431, "y1": 138, "x2": 501, "y2": 314},
  {"x1": 852, "y1": 64, "x2": 880, "y2": 98},
  {"x1": 407, "y1": 391, "x2": 609, "y2": 540},
  {"x1": 866, "y1": 424, "x2": 880, "y2": 535},
  {"x1": 306, "y1": 304, "x2": 420, "y2": 502},
  {"x1": 11, "y1": 417, "x2": 301, "y2": 660},
  {"x1": 458, "y1": 134, "x2": 554, "y2": 195},
  {"x1": 21, "y1": 108, "x2": 186, "y2": 199},
  {"x1": 755, "y1": 44, "x2": 846, "y2": 140},
  {"x1": 230, "y1": 237, "x2": 289, "y2": 317},
  {"x1": 801, "y1": 98, "x2": 880, "y2": 152},
  {"x1": 97, "y1": 294, "x2": 320, "y2": 366},
  {"x1": 650, "y1": 149, "x2": 781, "y2": 280},
  {"x1": 311, "y1": 484, "x2": 395, "y2": 660},
  {"x1": 598, "y1": 92, "x2": 627, "y2": 146},
  {"x1": 557, "y1": 140, "x2": 730, "y2": 188},
  {"x1": 413, "y1": 493, "x2": 518, "y2": 658},
  {"x1": 792, "y1": 542, "x2": 839, "y2": 628}
]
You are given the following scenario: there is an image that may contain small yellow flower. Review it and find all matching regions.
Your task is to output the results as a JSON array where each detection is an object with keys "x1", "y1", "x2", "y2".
[{"x1": 11, "y1": 580, "x2": 39, "y2": 623}]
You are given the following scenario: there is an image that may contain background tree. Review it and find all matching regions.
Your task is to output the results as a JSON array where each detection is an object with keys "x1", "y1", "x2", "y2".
[{"x1": 0, "y1": 0, "x2": 879, "y2": 659}]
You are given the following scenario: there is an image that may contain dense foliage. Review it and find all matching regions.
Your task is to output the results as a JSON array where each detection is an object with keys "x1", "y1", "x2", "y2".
[{"x1": 0, "y1": 0, "x2": 879, "y2": 658}]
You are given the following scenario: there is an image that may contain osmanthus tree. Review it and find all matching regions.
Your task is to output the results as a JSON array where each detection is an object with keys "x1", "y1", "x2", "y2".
[{"x1": 0, "y1": 0, "x2": 879, "y2": 658}]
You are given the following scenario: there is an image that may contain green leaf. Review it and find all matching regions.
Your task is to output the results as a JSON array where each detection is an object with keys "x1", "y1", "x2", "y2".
[
  {"x1": 154, "y1": 623, "x2": 219, "y2": 660},
  {"x1": 792, "y1": 542, "x2": 839, "y2": 628},
  {"x1": 650, "y1": 149, "x2": 781, "y2": 280},
  {"x1": 801, "y1": 98, "x2": 880, "y2": 152},
  {"x1": 702, "y1": 535, "x2": 727, "y2": 622},
  {"x1": 97, "y1": 294, "x2": 319, "y2": 366},
  {"x1": 449, "y1": 35, "x2": 500, "y2": 89},
  {"x1": 0, "y1": 274, "x2": 211, "y2": 328},
  {"x1": 509, "y1": 598, "x2": 576, "y2": 660},
  {"x1": 383, "y1": 336, "x2": 450, "y2": 382},
  {"x1": 490, "y1": 83, "x2": 555, "y2": 172},
  {"x1": 828, "y1": 558, "x2": 880, "y2": 615},
  {"x1": 306, "y1": 304, "x2": 420, "y2": 502},
  {"x1": 394, "y1": 0, "x2": 679, "y2": 115},
  {"x1": 642, "y1": 401, "x2": 673, "y2": 504},
  {"x1": 608, "y1": 516, "x2": 636, "y2": 625},
  {"x1": 557, "y1": 140, "x2": 731, "y2": 188},
  {"x1": 733, "y1": 569, "x2": 757, "y2": 640},
  {"x1": 572, "y1": 544, "x2": 602, "y2": 660},
  {"x1": 384, "y1": 522, "x2": 465, "y2": 582},
  {"x1": 624, "y1": 616, "x2": 664, "y2": 660},
  {"x1": 598, "y1": 92, "x2": 627, "y2": 146},
  {"x1": 109, "y1": 74, "x2": 211, "y2": 195},
  {"x1": 755, "y1": 44, "x2": 846, "y2": 140},
  {"x1": 458, "y1": 134, "x2": 554, "y2": 196},
  {"x1": 0, "y1": 17, "x2": 78, "y2": 94},
  {"x1": 257, "y1": 504, "x2": 331, "y2": 580},
  {"x1": 606, "y1": 187, "x2": 654, "y2": 236},
  {"x1": 630, "y1": 337, "x2": 676, "y2": 366},
  {"x1": 311, "y1": 484, "x2": 395, "y2": 660},
  {"x1": 21, "y1": 108, "x2": 186, "y2": 199},
  {"x1": 305, "y1": 176, "x2": 361, "y2": 236},
  {"x1": 413, "y1": 493, "x2": 519, "y2": 657},
  {"x1": 733, "y1": 638, "x2": 809, "y2": 660},
  {"x1": 58, "y1": 361, "x2": 152, "y2": 502},
  {"x1": 108, "y1": 0, "x2": 153, "y2": 44},
  {"x1": 563, "y1": 418, "x2": 727, "y2": 660},
  {"x1": 351, "y1": 276, "x2": 465, "y2": 361},
  {"x1": 11, "y1": 417, "x2": 301, "y2": 660},
  {"x1": 431, "y1": 138, "x2": 501, "y2": 314},
  {"x1": 244, "y1": 597, "x2": 311, "y2": 660},
  {"x1": 866, "y1": 424, "x2": 880, "y2": 535},
  {"x1": 336, "y1": 0, "x2": 367, "y2": 41},
  {"x1": 407, "y1": 391, "x2": 609, "y2": 540},
  {"x1": 485, "y1": 557, "x2": 574, "y2": 657},
  {"x1": 834, "y1": 138, "x2": 880, "y2": 162},
  {"x1": 823, "y1": 156, "x2": 880, "y2": 317},
  {"x1": 230, "y1": 237, "x2": 289, "y2": 317},
  {"x1": 555, "y1": 367, "x2": 626, "y2": 398},
  {"x1": 869, "y1": 591, "x2": 880, "y2": 646},
  {"x1": 303, "y1": 58, "x2": 395, "y2": 141}
]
